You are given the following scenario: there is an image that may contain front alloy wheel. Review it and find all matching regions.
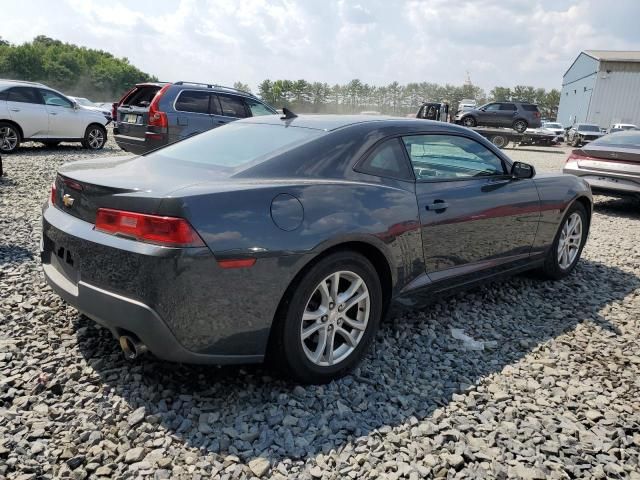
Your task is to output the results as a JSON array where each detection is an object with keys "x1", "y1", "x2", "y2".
[
  {"x1": 301, "y1": 271, "x2": 370, "y2": 366},
  {"x1": 462, "y1": 116, "x2": 477, "y2": 128},
  {"x1": 557, "y1": 212, "x2": 582, "y2": 270},
  {"x1": 272, "y1": 250, "x2": 382, "y2": 384},
  {"x1": 83, "y1": 125, "x2": 106, "y2": 150}
]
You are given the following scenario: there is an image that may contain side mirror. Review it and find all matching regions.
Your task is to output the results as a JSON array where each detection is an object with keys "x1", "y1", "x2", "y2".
[
  {"x1": 511, "y1": 161, "x2": 535, "y2": 179},
  {"x1": 72, "y1": 101, "x2": 80, "y2": 110}
]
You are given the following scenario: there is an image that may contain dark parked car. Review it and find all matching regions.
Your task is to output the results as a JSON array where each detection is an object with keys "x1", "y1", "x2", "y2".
[
  {"x1": 565, "y1": 123, "x2": 605, "y2": 147},
  {"x1": 564, "y1": 130, "x2": 640, "y2": 199},
  {"x1": 112, "y1": 81, "x2": 276, "y2": 154},
  {"x1": 455, "y1": 101, "x2": 542, "y2": 133},
  {"x1": 43, "y1": 115, "x2": 592, "y2": 383}
]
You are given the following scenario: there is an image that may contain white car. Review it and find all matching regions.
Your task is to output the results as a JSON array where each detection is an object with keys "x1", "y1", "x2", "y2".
[
  {"x1": 68, "y1": 96, "x2": 112, "y2": 121},
  {"x1": 0, "y1": 80, "x2": 109, "y2": 153},
  {"x1": 542, "y1": 122, "x2": 565, "y2": 139}
]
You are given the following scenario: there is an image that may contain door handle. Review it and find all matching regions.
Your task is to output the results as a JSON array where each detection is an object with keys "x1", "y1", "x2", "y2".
[
  {"x1": 50, "y1": 112, "x2": 58, "y2": 116},
  {"x1": 10, "y1": 108, "x2": 20, "y2": 112},
  {"x1": 426, "y1": 201, "x2": 449, "y2": 212}
]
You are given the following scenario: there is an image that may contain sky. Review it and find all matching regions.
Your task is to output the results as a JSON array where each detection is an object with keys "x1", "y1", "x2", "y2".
[{"x1": 2, "y1": 0, "x2": 640, "y2": 93}]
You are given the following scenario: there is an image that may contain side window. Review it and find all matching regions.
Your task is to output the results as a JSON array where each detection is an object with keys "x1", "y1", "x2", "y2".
[
  {"x1": 40, "y1": 90, "x2": 73, "y2": 108},
  {"x1": 244, "y1": 98, "x2": 275, "y2": 117},
  {"x1": 357, "y1": 138, "x2": 413, "y2": 181},
  {"x1": 402, "y1": 135, "x2": 506, "y2": 181},
  {"x1": 218, "y1": 95, "x2": 248, "y2": 118},
  {"x1": 484, "y1": 103, "x2": 501, "y2": 111},
  {"x1": 7, "y1": 87, "x2": 42, "y2": 104},
  {"x1": 500, "y1": 103, "x2": 517, "y2": 111},
  {"x1": 175, "y1": 90, "x2": 210, "y2": 114}
]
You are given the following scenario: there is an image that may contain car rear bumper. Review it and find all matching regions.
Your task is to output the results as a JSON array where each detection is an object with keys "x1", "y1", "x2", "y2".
[
  {"x1": 113, "y1": 132, "x2": 167, "y2": 155},
  {"x1": 563, "y1": 166, "x2": 640, "y2": 198},
  {"x1": 41, "y1": 203, "x2": 266, "y2": 364}
]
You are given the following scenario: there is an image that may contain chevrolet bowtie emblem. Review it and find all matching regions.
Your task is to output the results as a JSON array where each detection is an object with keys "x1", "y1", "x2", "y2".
[{"x1": 62, "y1": 194, "x2": 75, "y2": 207}]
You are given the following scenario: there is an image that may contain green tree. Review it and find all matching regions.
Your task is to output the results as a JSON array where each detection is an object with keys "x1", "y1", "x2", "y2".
[{"x1": 233, "y1": 81, "x2": 251, "y2": 93}]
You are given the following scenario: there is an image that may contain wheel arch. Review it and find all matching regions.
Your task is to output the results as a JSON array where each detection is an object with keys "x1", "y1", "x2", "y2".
[
  {"x1": 265, "y1": 239, "x2": 395, "y2": 359},
  {"x1": 0, "y1": 119, "x2": 24, "y2": 140}
]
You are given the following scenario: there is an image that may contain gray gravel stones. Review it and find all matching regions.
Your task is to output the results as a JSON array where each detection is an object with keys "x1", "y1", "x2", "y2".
[{"x1": 1, "y1": 140, "x2": 640, "y2": 478}]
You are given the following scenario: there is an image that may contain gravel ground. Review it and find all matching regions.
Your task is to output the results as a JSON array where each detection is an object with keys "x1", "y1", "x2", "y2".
[{"x1": 1, "y1": 137, "x2": 640, "y2": 479}]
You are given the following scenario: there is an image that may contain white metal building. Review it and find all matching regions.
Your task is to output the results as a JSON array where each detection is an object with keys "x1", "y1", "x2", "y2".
[{"x1": 557, "y1": 50, "x2": 640, "y2": 128}]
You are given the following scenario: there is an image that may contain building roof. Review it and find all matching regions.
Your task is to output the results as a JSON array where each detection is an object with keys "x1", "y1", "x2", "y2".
[{"x1": 583, "y1": 50, "x2": 640, "y2": 62}]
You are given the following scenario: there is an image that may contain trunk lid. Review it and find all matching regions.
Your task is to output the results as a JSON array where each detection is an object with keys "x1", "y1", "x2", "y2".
[
  {"x1": 54, "y1": 155, "x2": 234, "y2": 224},
  {"x1": 116, "y1": 84, "x2": 163, "y2": 139},
  {"x1": 577, "y1": 145, "x2": 640, "y2": 175}
]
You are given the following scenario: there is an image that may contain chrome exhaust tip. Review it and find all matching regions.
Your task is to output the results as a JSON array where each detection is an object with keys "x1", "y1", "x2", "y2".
[{"x1": 119, "y1": 335, "x2": 148, "y2": 360}]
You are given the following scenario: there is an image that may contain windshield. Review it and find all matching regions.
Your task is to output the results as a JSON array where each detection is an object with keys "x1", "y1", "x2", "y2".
[
  {"x1": 146, "y1": 122, "x2": 323, "y2": 169},
  {"x1": 544, "y1": 123, "x2": 562, "y2": 128},
  {"x1": 592, "y1": 132, "x2": 640, "y2": 148},
  {"x1": 578, "y1": 125, "x2": 600, "y2": 132}
]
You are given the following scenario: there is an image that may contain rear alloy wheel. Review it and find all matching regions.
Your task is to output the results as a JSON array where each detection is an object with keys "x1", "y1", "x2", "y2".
[
  {"x1": 513, "y1": 120, "x2": 528, "y2": 133},
  {"x1": 0, "y1": 122, "x2": 20, "y2": 153},
  {"x1": 462, "y1": 116, "x2": 477, "y2": 128},
  {"x1": 273, "y1": 251, "x2": 382, "y2": 384},
  {"x1": 539, "y1": 202, "x2": 588, "y2": 280},
  {"x1": 82, "y1": 125, "x2": 106, "y2": 150}
]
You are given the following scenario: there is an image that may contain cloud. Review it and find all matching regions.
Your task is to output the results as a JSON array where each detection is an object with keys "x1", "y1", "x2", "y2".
[{"x1": 1, "y1": 0, "x2": 639, "y2": 93}]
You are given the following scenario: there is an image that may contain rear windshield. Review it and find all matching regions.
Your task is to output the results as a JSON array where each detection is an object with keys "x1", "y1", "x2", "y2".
[
  {"x1": 578, "y1": 125, "x2": 600, "y2": 132},
  {"x1": 121, "y1": 85, "x2": 162, "y2": 108},
  {"x1": 592, "y1": 133, "x2": 640, "y2": 148},
  {"x1": 521, "y1": 104, "x2": 539, "y2": 112},
  {"x1": 146, "y1": 122, "x2": 323, "y2": 169}
]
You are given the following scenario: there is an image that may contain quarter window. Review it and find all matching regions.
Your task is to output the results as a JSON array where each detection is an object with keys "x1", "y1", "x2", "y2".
[
  {"x1": 500, "y1": 103, "x2": 517, "y2": 111},
  {"x1": 402, "y1": 135, "x2": 506, "y2": 180},
  {"x1": 7, "y1": 87, "x2": 42, "y2": 104},
  {"x1": 40, "y1": 90, "x2": 73, "y2": 108},
  {"x1": 245, "y1": 98, "x2": 275, "y2": 117},
  {"x1": 357, "y1": 139, "x2": 413, "y2": 181},
  {"x1": 175, "y1": 90, "x2": 210, "y2": 114},
  {"x1": 218, "y1": 95, "x2": 248, "y2": 118}
]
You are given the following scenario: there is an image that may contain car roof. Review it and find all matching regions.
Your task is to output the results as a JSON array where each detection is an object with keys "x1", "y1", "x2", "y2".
[
  {"x1": 240, "y1": 114, "x2": 474, "y2": 133},
  {"x1": 0, "y1": 79, "x2": 46, "y2": 89}
]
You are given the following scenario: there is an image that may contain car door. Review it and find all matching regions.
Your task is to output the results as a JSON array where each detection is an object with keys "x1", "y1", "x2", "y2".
[
  {"x1": 496, "y1": 103, "x2": 517, "y2": 127},
  {"x1": 211, "y1": 94, "x2": 249, "y2": 127},
  {"x1": 6, "y1": 87, "x2": 49, "y2": 139},
  {"x1": 476, "y1": 103, "x2": 501, "y2": 126},
  {"x1": 403, "y1": 133, "x2": 540, "y2": 286},
  {"x1": 39, "y1": 89, "x2": 85, "y2": 138},
  {"x1": 171, "y1": 89, "x2": 214, "y2": 142}
]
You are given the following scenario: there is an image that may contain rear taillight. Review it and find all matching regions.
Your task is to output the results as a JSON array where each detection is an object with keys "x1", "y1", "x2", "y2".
[
  {"x1": 565, "y1": 150, "x2": 596, "y2": 164},
  {"x1": 534, "y1": 111, "x2": 541, "y2": 118},
  {"x1": 95, "y1": 208, "x2": 205, "y2": 247},
  {"x1": 50, "y1": 183, "x2": 57, "y2": 205},
  {"x1": 148, "y1": 84, "x2": 171, "y2": 129},
  {"x1": 111, "y1": 102, "x2": 118, "y2": 121}
]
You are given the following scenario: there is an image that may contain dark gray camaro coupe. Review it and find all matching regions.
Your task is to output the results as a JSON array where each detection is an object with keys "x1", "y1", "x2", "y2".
[{"x1": 42, "y1": 115, "x2": 592, "y2": 383}]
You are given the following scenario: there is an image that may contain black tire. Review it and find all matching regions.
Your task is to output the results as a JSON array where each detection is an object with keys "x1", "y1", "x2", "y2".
[
  {"x1": 490, "y1": 134, "x2": 509, "y2": 149},
  {"x1": 461, "y1": 116, "x2": 477, "y2": 128},
  {"x1": 0, "y1": 121, "x2": 21, "y2": 153},
  {"x1": 571, "y1": 136, "x2": 581, "y2": 147},
  {"x1": 539, "y1": 202, "x2": 588, "y2": 280},
  {"x1": 513, "y1": 119, "x2": 528, "y2": 133},
  {"x1": 271, "y1": 250, "x2": 383, "y2": 384},
  {"x1": 82, "y1": 124, "x2": 107, "y2": 150}
]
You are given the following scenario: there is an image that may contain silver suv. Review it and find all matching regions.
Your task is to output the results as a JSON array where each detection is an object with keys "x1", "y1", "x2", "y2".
[{"x1": 0, "y1": 80, "x2": 109, "y2": 153}]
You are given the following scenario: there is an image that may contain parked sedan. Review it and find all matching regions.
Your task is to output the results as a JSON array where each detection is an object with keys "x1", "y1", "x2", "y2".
[
  {"x1": 42, "y1": 115, "x2": 592, "y2": 383},
  {"x1": 564, "y1": 131, "x2": 640, "y2": 199}
]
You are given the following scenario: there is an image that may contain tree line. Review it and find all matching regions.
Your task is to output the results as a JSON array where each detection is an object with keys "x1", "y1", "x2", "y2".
[
  {"x1": 0, "y1": 36, "x2": 156, "y2": 101},
  {"x1": 235, "y1": 79, "x2": 560, "y2": 119}
]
